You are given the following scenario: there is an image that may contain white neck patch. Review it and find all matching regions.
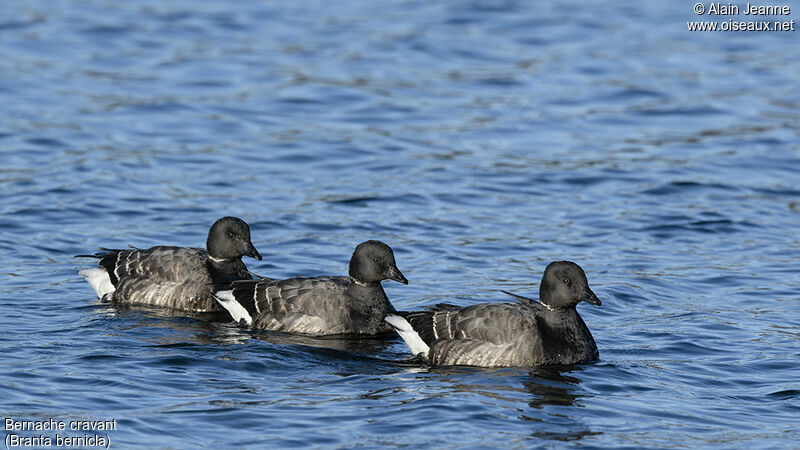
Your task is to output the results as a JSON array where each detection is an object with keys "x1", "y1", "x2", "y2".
[{"x1": 351, "y1": 277, "x2": 368, "y2": 287}]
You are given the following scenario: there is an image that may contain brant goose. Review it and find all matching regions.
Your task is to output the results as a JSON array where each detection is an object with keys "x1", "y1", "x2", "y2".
[
  {"x1": 386, "y1": 261, "x2": 600, "y2": 367},
  {"x1": 214, "y1": 240, "x2": 407, "y2": 335},
  {"x1": 79, "y1": 217, "x2": 262, "y2": 313}
]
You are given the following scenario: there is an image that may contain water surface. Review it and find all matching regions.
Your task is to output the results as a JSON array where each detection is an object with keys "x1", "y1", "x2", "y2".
[{"x1": 1, "y1": 1, "x2": 799, "y2": 448}]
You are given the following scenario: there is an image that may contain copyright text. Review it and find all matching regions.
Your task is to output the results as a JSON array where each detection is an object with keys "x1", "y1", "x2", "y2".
[{"x1": 688, "y1": 2, "x2": 796, "y2": 31}]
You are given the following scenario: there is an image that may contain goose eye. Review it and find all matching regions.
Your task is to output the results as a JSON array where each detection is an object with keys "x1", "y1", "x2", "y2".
[
  {"x1": 563, "y1": 278, "x2": 569, "y2": 284},
  {"x1": 227, "y1": 232, "x2": 236, "y2": 239},
  {"x1": 373, "y1": 257, "x2": 380, "y2": 263}
]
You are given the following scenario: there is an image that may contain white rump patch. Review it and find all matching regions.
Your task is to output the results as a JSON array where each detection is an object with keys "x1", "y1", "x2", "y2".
[
  {"x1": 385, "y1": 315, "x2": 430, "y2": 357},
  {"x1": 79, "y1": 268, "x2": 115, "y2": 300},
  {"x1": 214, "y1": 290, "x2": 253, "y2": 326}
]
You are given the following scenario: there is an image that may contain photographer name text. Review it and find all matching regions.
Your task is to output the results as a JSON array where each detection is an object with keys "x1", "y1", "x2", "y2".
[{"x1": 700, "y1": 3, "x2": 790, "y2": 15}]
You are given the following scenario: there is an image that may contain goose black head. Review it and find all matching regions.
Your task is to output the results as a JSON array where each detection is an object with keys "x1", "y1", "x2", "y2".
[
  {"x1": 539, "y1": 261, "x2": 600, "y2": 309},
  {"x1": 348, "y1": 240, "x2": 408, "y2": 286},
  {"x1": 206, "y1": 217, "x2": 262, "y2": 261}
]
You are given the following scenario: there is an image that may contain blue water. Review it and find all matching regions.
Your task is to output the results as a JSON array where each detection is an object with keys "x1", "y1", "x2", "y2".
[{"x1": 2, "y1": 0, "x2": 799, "y2": 447}]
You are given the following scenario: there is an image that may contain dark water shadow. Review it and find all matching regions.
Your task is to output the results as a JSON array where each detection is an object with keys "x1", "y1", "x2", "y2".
[
  {"x1": 525, "y1": 366, "x2": 584, "y2": 408},
  {"x1": 244, "y1": 328, "x2": 399, "y2": 357},
  {"x1": 91, "y1": 300, "x2": 400, "y2": 359},
  {"x1": 522, "y1": 366, "x2": 604, "y2": 442},
  {"x1": 389, "y1": 360, "x2": 604, "y2": 443}
]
